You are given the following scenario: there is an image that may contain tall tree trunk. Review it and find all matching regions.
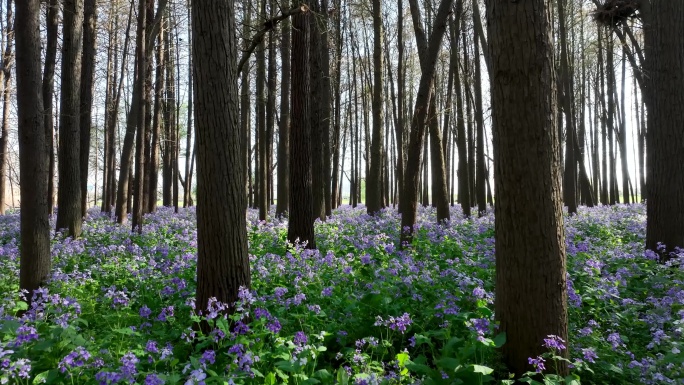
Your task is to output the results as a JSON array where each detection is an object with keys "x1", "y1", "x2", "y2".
[
  {"x1": 276, "y1": 18, "x2": 291, "y2": 217},
  {"x1": 644, "y1": 1, "x2": 684, "y2": 258},
  {"x1": 79, "y1": 0, "x2": 97, "y2": 217},
  {"x1": 240, "y1": 0, "x2": 252, "y2": 209},
  {"x1": 487, "y1": 0, "x2": 568, "y2": 376},
  {"x1": 330, "y1": 0, "x2": 343, "y2": 210},
  {"x1": 0, "y1": 0, "x2": 13, "y2": 214},
  {"x1": 56, "y1": 0, "x2": 84, "y2": 237},
  {"x1": 265, "y1": 0, "x2": 277, "y2": 217},
  {"x1": 256, "y1": 0, "x2": 267, "y2": 220},
  {"x1": 150, "y1": 20, "x2": 164, "y2": 213},
  {"x1": 559, "y1": 0, "x2": 577, "y2": 214},
  {"x1": 288, "y1": 6, "x2": 316, "y2": 248},
  {"x1": 44, "y1": 0, "x2": 59, "y2": 215},
  {"x1": 450, "y1": 8, "x2": 470, "y2": 217},
  {"x1": 366, "y1": 0, "x2": 384, "y2": 215},
  {"x1": 401, "y1": 0, "x2": 454, "y2": 245},
  {"x1": 473, "y1": 15, "x2": 486, "y2": 216},
  {"x1": 618, "y1": 52, "x2": 630, "y2": 204},
  {"x1": 321, "y1": 0, "x2": 333, "y2": 217},
  {"x1": 309, "y1": 0, "x2": 326, "y2": 220},
  {"x1": 192, "y1": 0, "x2": 250, "y2": 317},
  {"x1": 395, "y1": 0, "x2": 406, "y2": 214},
  {"x1": 16, "y1": 0, "x2": 52, "y2": 301}
]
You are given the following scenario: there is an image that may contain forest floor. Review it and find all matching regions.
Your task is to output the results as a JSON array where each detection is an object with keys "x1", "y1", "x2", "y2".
[{"x1": 0, "y1": 204, "x2": 682, "y2": 385}]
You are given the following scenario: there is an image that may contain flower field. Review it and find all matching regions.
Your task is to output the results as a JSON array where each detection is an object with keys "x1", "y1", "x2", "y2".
[{"x1": 0, "y1": 204, "x2": 682, "y2": 384}]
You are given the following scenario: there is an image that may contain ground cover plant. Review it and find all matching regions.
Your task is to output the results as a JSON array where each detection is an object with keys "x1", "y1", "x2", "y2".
[{"x1": 0, "y1": 204, "x2": 683, "y2": 384}]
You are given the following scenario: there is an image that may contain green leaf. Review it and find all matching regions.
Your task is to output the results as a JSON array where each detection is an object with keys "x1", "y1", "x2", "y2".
[
  {"x1": 493, "y1": 332, "x2": 506, "y2": 348},
  {"x1": 33, "y1": 371, "x2": 50, "y2": 384},
  {"x1": 471, "y1": 365, "x2": 494, "y2": 375},
  {"x1": 336, "y1": 367, "x2": 349, "y2": 385},
  {"x1": 264, "y1": 372, "x2": 277, "y2": 385},
  {"x1": 436, "y1": 357, "x2": 459, "y2": 371},
  {"x1": 396, "y1": 352, "x2": 410, "y2": 367},
  {"x1": 313, "y1": 369, "x2": 333, "y2": 381},
  {"x1": 564, "y1": 374, "x2": 581, "y2": 385}
]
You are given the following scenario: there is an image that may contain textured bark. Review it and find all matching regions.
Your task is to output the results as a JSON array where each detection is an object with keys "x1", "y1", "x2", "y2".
[
  {"x1": 79, "y1": 0, "x2": 97, "y2": 217},
  {"x1": 429, "y1": 100, "x2": 450, "y2": 222},
  {"x1": 618, "y1": 54, "x2": 630, "y2": 204},
  {"x1": 487, "y1": 0, "x2": 568, "y2": 377},
  {"x1": 131, "y1": 0, "x2": 149, "y2": 232},
  {"x1": 240, "y1": 0, "x2": 252, "y2": 209},
  {"x1": 450, "y1": 9, "x2": 470, "y2": 217},
  {"x1": 192, "y1": 0, "x2": 250, "y2": 316},
  {"x1": 644, "y1": 1, "x2": 684, "y2": 258},
  {"x1": 56, "y1": 0, "x2": 84, "y2": 237},
  {"x1": 395, "y1": 0, "x2": 406, "y2": 214},
  {"x1": 256, "y1": 0, "x2": 267, "y2": 220},
  {"x1": 309, "y1": 0, "x2": 326, "y2": 221},
  {"x1": 401, "y1": 0, "x2": 454, "y2": 245},
  {"x1": 559, "y1": 0, "x2": 577, "y2": 214},
  {"x1": 321, "y1": 0, "x2": 333, "y2": 216},
  {"x1": 265, "y1": 0, "x2": 277, "y2": 215},
  {"x1": 288, "y1": 9, "x2": 316, "y2": 248},
  {"x1": 44, "y1": 0, "x2": 59, "y2": 214},
  {"x1": 0, "y1": 0, "x2": 13, "y2": 214},
  {"x1": 16, "y1": 0, "x2": 51, "y2": 299},
  {"x1": 150, "y1": 23, "x2": 164, "y2": 213},
  {"x1": 331, "y1": 0, "x2": 343, "y2": 209},
  {"x1": 366, "y1": 0, "x2": 384, "y2": 215},
  {"x1": 275, "y1": 19, "x2": 291, "y2": 217},
  {"x1": 473, "y1": 15, "x2": 487, "y2": 216}
]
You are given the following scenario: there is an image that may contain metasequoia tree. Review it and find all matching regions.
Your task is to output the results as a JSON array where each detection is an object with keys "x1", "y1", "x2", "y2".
[
  {"x1": 366, "y1": 0, "x2": 384, "y2": 215},
  {"x1": 487, "y1": 0, "x2": 568, "y2": 377},
  {"x1": 640, "y1": 1, "x2": 684, "y2": 258},
  {"x1": 400, "y1": 0, "x2": 454, "y2": 246},
  {"x1": 0, "y1": 0, "x2": 13, "y2": 214},
  {"x1": 80, "y1": 0, "x2": 97, "y2": 217},
  {"x1": 192, "y1": 0, "x2": 250, "y2": 315},
  {"x1": 15, "y1": 0, "x2": 51, "y2": 300},
  {"x1": 56, "y1": 0, "x2": 84, "y2": 237},
  {"x1": 275, "y1": 18, "x2": 291, "y2": 218},
  {"x1": 288, "y1": 6, "x2": 316, "y2": 248}
]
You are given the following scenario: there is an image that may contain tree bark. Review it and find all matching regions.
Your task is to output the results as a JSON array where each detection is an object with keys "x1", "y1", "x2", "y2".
[
  {"x1": 366, "y1": 0, "x2": 384, "y2": 215},
  {"x1": 192, "y1": 0, "x2": 250, "y2": 316},
  {"x1": 644, "y1": 1, "x2": 684, "y2": 258},
  {"x1": 288, "y1": 7, "x2": 316, "y2": 248},
  {"x1": 56, "y1": 0, "x2": 84, "y2": 237},
  {"x1": 16, "y1": 0, "x2": 52, "y2": 301},
  {"x1": 0, "y1": 0, "x2": 13, "y2": 214},
  {"x1": 79, "y1": 0, "x2": 97, "y2": 217},
  {"x1": 450, "y1": 8, "x2": 470, "y2": 217},
  {"x1": 473, "y1": 13, "x2": 487, "y2": 216},
  {"x1": 275, "y1": 18, "x2": 291, "y2": 217},
  {"x1": 487, "y1": 0, "x2": 568, "y2": 376},
  {"x1": 559, "y1": 0, "x2": 577, "y2": 214},
  {"x1": 401, "y1": 0, "x2": 454, "y2": 245}
]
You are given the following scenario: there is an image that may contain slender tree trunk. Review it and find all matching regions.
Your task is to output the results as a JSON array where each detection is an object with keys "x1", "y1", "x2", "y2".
[
  {"x1": 150, "y1": 21, "x2": 164, "y2": 213},
  {"x1": 450, "y1": 9, "x2": 470, "y2": 217},
  {"x1": 240, "y1": 0, "x2": 252, "y2": 209},
  {"x1": 276, "y1": 18, "x2": 291, "y2": 217},
  {"x1": 0, "y1": 0, "x2": 13, "y2": 214},
  {"x1": 56, "y1": 0, "x2": 84, "y2": 237},
  {"x1": 16, "y1": 0, "x2": 52, "y2": 301},
  {"x1": 487, "y1": 0, "x2": 568, "y2": 376},
  {"x1": 618, "y1": 52, "x2": 630, "y2": 204},
  {"x1": 79, "y1": 0, "x2": 97, "y2": 217},
  {"x1": 366, "y1": 0, "x2": 384, "y2": 215},
  {"x1": 288, "y1": 7, "x2": 316, "y2": 248},
  {"x1": 401, "y1": 0, "x2": 454, "y2": 245},
  {"x1": 256, "y1": 0, "x2": 267, "y2": 220},
  {"x1": 473, "y1": 16, "x2": 486, "y2": 216},
  {"x1": 559, "y1": 0, "x2": 577, "y2": 214},
  {"x1": 322, "y1": 0, "x2": 333, "y2": 217}
]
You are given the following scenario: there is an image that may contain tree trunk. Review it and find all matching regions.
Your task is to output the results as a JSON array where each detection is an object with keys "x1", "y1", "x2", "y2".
[
  {"x1": 192, "y1": 0, "x2": 250, "y2": 316},
  {"x1": 618, "y1": 52, "x2": 630, "y2": 204},
  {"x1": 473, "y1": 13, "x2": 486, "y2": 216},
  {"x1": 131, "y1": 0, "x2": 149, "y2": 231},
  {"x1": 644, "y1": 1, "x2": 684, "y2": 258},
  {"x1": 321, "y1": 0, "x2": 333, "y2": 217},
  {"x1": 150, "y1": 21, "x2": 164, "y2": 213},
  {"x1": 366, "y1": 0, "x2": 384, "y2": 215},
  {"x1": 79, "y1": 0, "x2": 97, "y2": 217},
  {"x1": 559, "y1": 0, "x2": 577, "y2": 214},
  {"x1": 487, "y1": 0, "x2": 568, "y2": 376},
  {"x1": 56, "y1": 0, "x2": 84, "y2": 237},
  {"x1": 401, "y1": 0, "x2": 454, "y2": 245},
  {"x1": 256, "y1": 0, "x2": 267, "y2": 220},
  {"x1": 0, "y1": 0, "x2": 13, "y2": 214},
  {"x1": 240, "y1": 0, "x2": 252, "y2": 209},
  {"x1": 450, "y1": 9, "x2": 469, "y2": 217},
  {"x1": 288, "y1": 7, "x2": 316, "y2": 248},
  {"x1": 44, "y1": 0, "x2": 59, "y2": 215},
  {"x1": 16, "y1": 0, "x2": 52, "y2": 301},
  {"x1": 276, "y1": 18, "x2": 291, "y2": 217}
]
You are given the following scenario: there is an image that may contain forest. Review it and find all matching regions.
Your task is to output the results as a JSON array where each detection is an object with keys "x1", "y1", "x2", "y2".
[{"x1": 1, "y1": 0, "x2": 683, "y2": 384}]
